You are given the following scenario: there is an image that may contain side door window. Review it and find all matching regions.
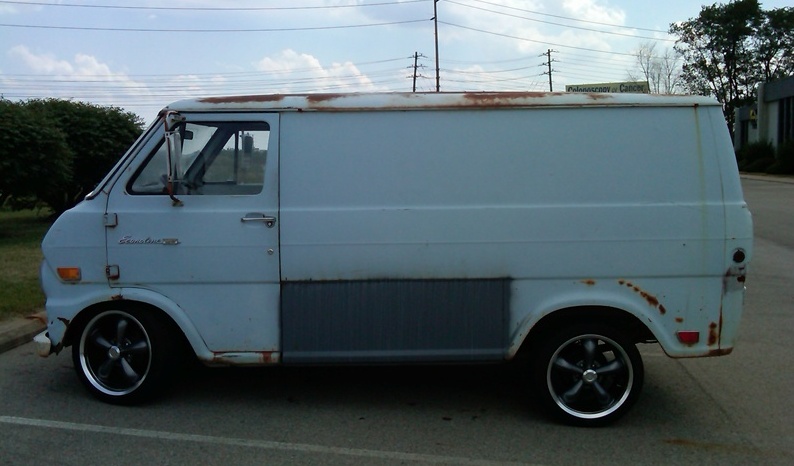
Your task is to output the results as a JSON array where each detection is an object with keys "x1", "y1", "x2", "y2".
[{"x1": 129, "y1": 121, "x2": 270, "y2": 196}]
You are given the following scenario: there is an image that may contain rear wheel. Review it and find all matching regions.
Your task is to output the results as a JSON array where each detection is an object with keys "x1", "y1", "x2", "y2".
[
  {"x1": 532, "y1": 323, "x2": 643, "y2": 427},
  {"x1": 72, "y1": 308, "x2": 177, "y2": 404}
]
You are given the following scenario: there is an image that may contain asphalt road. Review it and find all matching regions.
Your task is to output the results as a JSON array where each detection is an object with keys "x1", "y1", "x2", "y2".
[{"x1": 0, "y1": 178, "x2": 791, "y2": 466}]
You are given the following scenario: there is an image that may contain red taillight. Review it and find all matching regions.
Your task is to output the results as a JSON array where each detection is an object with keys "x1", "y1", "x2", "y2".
[{"x1": 676, "y1": 331, "x2": 700, "y2": 345}]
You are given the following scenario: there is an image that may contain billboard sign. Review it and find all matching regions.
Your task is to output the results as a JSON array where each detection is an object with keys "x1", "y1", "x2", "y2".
[{"x1": 565, "y1": 81, "x2": 650, "y2": 94}]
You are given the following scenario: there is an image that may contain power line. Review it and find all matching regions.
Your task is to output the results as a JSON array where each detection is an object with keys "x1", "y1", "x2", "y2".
[
  {"x1": 444, "y1": 0, "x2": 674, "y2": 42},
  {"x1": 0, "y1": 57, "x2": 412, "y2": 80},
  {"x1": 438, "y1": 20, "x2": 642, "y2": 58},
  {"x1": 0, "y1": 18, "x2": 430, "y2": 33},
  {"x1": 0, "y1": 0, "x2": 428, "y2": 11},
  {"x1": 458, "y1": 0, "x2": 670, "y2": 34}
]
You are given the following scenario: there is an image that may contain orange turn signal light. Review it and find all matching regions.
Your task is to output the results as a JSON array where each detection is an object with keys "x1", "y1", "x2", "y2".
[{"x1": 57, "y1": 267, "x2": 82, "y2": 282}]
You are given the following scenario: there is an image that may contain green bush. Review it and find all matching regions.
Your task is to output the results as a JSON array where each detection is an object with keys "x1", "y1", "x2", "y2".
[
  {"x1": 736, "y1": 141, "x2": 775, "y2": 172},
  {"x1": 0, "y1": 100, "x2": 73, "y2": 210},
  {"x1": 23, "y1": 99, "x2": 144, "y2": 214},
  {"x1": 766, "y1": 140, "x2": 794, "y2": 175},
  {"x1": 0, "y1": 99, "x2": 144, "y2": 215}
]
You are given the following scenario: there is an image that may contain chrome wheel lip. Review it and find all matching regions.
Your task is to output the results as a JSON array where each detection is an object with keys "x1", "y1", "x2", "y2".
[
  {"x1": 78, "y1": 310, "x2": 152, "y2": 397},
  {"x1": 546, "y1": 333, "x2": 634, "y2": 420}
]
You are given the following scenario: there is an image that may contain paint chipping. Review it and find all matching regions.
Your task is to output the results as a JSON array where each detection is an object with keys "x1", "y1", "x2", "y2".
[
  {"x1": 587, "y1": 93, "x2": 614, "y2": 100},
  {"x1": 199, "y1": 95, "x2": 286, "y2": 104},
  {"x1": 462, "y1": 91, "x2": 563, "y2": 106},
  {"x1": 306, "y1": 93, "x2": 346, "y2": 103},
  {"x1": 708, "y1": 322, "x2": 719, "y2": 346},
  {"x1": 619, "y1": 280, "x2": 666, "y2": 315},
  {"x1": 707, "y1": 347, "x2": 732, "y2": 356}
]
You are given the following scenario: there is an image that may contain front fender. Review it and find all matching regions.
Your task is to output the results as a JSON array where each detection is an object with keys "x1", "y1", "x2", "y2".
[{"x1": 101, "y1": 287, "x2": 214, "y2": 362}]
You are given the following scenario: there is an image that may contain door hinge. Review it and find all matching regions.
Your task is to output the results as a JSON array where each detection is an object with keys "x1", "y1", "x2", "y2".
[
  {"x1": 104, "y1": 213, "x2": 118, "y2": 228},
  {"x1": 106, "y1": 265, "x2": 120, "y2": 280}
]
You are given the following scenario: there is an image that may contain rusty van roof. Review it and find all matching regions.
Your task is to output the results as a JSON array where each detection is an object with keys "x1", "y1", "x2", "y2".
[{"x1": 163, "y1": 91, "x2": 720, "y2": 113}]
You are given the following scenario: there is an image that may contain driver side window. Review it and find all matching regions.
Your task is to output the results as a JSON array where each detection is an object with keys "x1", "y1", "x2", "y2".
[{"x1": 129, "y1": 121, "x2": 270, "y2": 196}]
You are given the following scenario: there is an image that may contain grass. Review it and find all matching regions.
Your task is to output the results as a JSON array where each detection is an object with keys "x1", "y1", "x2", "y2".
[{"x1": 0, "y1": 209, "x2": 52, "y2": 321}]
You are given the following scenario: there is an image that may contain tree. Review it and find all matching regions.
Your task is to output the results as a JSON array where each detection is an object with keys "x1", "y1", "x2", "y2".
[
  {"x1": 628, "y1": 42, "x2": 684, "y2": 94},
  {"x1": 22, "y1": 99, "x2": 144, "y2": 214},
  {"x1": 0, "y1": 100, "x2": 72, "y2": 210},
  {"x1": 0, "y1": 99, "x2": 144, "y2": 214},
  {"x1": 754, "y1": 7, "x2": 794, "y2": 81},
  {"x1": 670, "y1": 0, "x2": 794, "y2": 134}
]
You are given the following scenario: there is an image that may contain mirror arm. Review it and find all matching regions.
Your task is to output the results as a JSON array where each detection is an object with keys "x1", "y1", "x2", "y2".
[{"x1": 162, "y1": 111, "x2": 186, "y2": 207}]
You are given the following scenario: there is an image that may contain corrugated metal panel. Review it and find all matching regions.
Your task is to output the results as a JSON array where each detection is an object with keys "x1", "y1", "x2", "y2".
[{"x1": 281, "y1": 279, "x2": 509, "y2": 364}]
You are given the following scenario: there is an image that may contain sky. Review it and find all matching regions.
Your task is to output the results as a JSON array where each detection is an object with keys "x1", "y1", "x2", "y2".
[{"x1": 1, "y1": 0, "x2": 791, "y2": 122}]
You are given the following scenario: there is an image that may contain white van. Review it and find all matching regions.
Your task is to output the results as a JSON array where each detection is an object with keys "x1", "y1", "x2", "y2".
[{"x1": 35, "y1": 92, "x2": 752, "y2": 426}]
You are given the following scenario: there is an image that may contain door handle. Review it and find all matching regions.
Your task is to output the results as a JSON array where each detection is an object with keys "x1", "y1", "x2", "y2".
[{"x1": 241, "y1": 213, "x2": 277, "y2": 228}]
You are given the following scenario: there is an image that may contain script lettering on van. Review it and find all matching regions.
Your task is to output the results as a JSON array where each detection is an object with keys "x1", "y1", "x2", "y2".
[{"x1": 118, "y1": 235, "x2": 180, "y2": 245}]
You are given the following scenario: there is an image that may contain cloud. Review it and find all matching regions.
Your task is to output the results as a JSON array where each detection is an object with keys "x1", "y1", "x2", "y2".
[
  {"x1": 4, "y1": 45, "x2": 159, "y2": 118},
  {"x1": 562, "y1": 0, "x2": 625, "y2": 25},
  {"x1": 9, "y1": 45, "x2": 75, "y2": 74},
  {"x1": 440, "y1": 0, "x2": 631, "y2": 55},
  {"x1": 253, "y1": 49, "x2": 386, "y2": 93}
]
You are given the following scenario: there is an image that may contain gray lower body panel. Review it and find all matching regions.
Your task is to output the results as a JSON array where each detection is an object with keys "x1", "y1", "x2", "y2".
[{"x1": 281, "y1": 279, "x2": 509, "y2": 364}]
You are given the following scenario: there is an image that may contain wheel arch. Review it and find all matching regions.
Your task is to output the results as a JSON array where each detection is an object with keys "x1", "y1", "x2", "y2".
[
  {"x1": 515, "y1": 305, "x2": 657, "y2": 360},
  {"x1": 63, "y1": 290, "x2": 210, "y2": 362}
]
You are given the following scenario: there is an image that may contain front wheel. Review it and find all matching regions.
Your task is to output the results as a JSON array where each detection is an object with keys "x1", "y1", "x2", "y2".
[
  {"x1": 72, "y1": 308, "x2": 177, "y2": 404},
  {"x1": 532, "y1": 324, "x2": 644, "y2": 427}
]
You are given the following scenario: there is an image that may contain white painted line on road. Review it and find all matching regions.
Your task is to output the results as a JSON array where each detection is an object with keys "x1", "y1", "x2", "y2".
[{"x1": 0, "y1": 415, "x2": 543, "y2": 466}]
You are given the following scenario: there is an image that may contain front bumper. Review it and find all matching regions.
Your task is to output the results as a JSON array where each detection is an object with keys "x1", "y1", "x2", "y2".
[{"x1": 33, "y1": 331, "x2": 53, "y2": 358}]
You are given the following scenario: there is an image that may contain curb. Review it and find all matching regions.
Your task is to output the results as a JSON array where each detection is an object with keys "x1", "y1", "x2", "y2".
[
  {"x1": 740, "y1": 173, "x2": 794, "y2": 184},
  {"x1": 0, "y1": 312, "x2": 46, "y2": 355}
]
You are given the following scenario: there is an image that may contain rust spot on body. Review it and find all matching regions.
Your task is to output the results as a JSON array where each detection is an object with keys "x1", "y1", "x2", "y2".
[
  {"x1": 620, "y1": 280, "x2": 666, "y2": 314},
  {"x1": 199, "y1": 94, "x2": 286, "y2": 104},
  {"x1": 707, "y1": 322, "x2": 719, "y2": 346},
  {"x1": 580, "y1": 279, "x2": 596, "y2": 286},
  {"x1": 707, "y1": 347, "x2": 732, "y2": 356},
  {"x1": 210, "y1": 351, "x2": 278, "y2": 365},
  {"x1": 306, "y1": 93, "x2": 347, "y2": 103},
  {"x1": 587, "y1": 93, "x2": 614, "y2": 100},
  {"x1": 462, "y1": 91, "x2": 563, "y2": 105},
  {"x1": 675, "y1": 317, "x2": 684, "y2": 323}
]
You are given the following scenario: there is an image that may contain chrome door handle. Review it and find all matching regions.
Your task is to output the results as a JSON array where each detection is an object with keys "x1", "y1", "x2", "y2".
[{"x1": 241, "y1": 213, "x2": 277, "y2": 228}]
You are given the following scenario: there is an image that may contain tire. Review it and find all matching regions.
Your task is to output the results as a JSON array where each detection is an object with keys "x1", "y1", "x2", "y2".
[
  {"x1": 71, "y1": 307, "x2": 177, "y2": 405},
  {"x1": 532, "y1": 323, "x2": 644, "y2": 427}
]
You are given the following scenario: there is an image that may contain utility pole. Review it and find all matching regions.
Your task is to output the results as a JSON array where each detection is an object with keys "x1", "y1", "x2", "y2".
[
  {"x1": 433, "y1": 0, "x2": 440, "y2": 92},
  {"x1": 540, "y1": 49, "x2": 557, "y2": 92},
  {"x1": 410, "y1": 52, "x2": 426, "y2": 92}
]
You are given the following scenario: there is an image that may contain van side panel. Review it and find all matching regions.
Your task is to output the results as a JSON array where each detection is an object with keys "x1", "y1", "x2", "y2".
[
  {"x1": 279, "y1": 106, "x2": 729, "y2": 359},
  {"x1": 705, "y1": 106, "x2": 754, "y2": 351}
]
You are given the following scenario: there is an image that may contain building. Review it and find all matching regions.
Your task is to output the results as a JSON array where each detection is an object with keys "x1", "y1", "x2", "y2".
[{"x1": 735, "y1": 75, "x2": 794, "y2": 149}]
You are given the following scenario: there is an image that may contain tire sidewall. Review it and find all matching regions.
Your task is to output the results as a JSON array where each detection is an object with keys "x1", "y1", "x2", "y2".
[
  {"x1": 531, "y1": 322, "x2": 644, "y2": 427},
  {"x1": 71, "y1": 306, "x2": 175, "y2": 405}
]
